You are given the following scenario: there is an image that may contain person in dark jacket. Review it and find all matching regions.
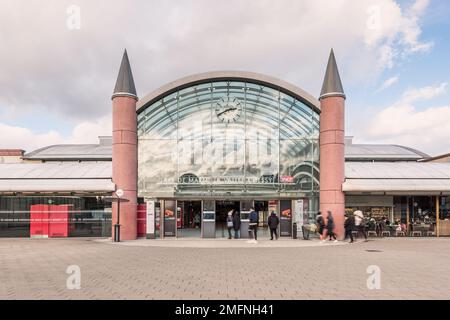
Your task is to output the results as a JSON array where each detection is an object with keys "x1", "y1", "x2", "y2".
[
  {"x1": 344, "y1": 213, "x2": 355, "y2": 243},
  {"x1": 226, "y1": 210, "x2": 234, "y2": 239},
  {"x1": 249, "y1": 207, "x2": 259, "y2": 241},
  {"x1": 232, "y1": 211, "x2": 241, "y2": 239},
  {"x1": 267, "y1": 211, "x2": 279, "y2": 240},
  {"x1": 325, "y1": 211, "x2": 337, "y2": 242},
  {"x1": 316, "y1": 211, "x2": 325, "y2": 240}
]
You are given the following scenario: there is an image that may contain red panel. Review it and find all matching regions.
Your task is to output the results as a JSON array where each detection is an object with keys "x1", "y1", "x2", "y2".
[
  {"x1": 49, "y1": 205, "x2": 69, "y2": 238},
  {"x1": 137, "y1": 204, "x2": 146, "y2": 238},
  {"x1": 30, "y1": 204, "x2": 49, "y2": 237}
]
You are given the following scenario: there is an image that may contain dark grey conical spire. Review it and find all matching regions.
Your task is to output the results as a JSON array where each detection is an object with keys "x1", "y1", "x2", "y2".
[
  {"x1": 319, "y1": 49, "x2": 345, "y2": 100},
  {"x1": 112, "y1": 49, "x2": 137, "y2": 100}
]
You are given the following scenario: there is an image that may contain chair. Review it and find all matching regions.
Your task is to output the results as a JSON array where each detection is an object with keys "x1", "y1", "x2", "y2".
[
  {"x1": 381, "y1": 231, "x2": 391, "y2": 237},
  {"x1": 426, "y1": 231, "x2": 435, "y2": 237},
  {"x1": 411, "y1": 231, "x2": 422, "y2": 237},
  {"x1": 367, "y1": 231, "x2": 377, "y2": 237},
  {"x1": 396, "y1": 230, "x2": 406, "y2": 237}
]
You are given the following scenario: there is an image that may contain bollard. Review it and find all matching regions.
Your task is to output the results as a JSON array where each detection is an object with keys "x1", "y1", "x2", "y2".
[{"x1": 114, "y1": 224, "x2": 121, "y2": 242}]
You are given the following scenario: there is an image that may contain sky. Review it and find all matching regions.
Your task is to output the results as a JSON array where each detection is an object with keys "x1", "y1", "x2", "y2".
[{"x1": 0, "y1": 0, "x2": 449, "y2": 156}]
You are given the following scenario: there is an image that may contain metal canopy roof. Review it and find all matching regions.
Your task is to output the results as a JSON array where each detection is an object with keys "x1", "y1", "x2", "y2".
[
  {"x1": 345, "y1": 162, "x2": 450, "y2": 179},
  {"x1": 24, "y1": 141, "x2": 427, "y2": 162},
  {"x1": 0, "y1": 162, "x2": 114, "y2": 193},
  {"x1": 344, "y1": 162, "x2": 450, "y2": 193},
  {"x1": 23, "y1": 144, "x2": 112, "y2": 161},
  {"x1": 0, "y1": 179, "x2": 114, "y2": 193},
  {"x1": 136, "y1": 71, "x2": 321, "y2": 114},
  {"x1": 343, "y1": 179, "x2": 450, "y2": 193},
  {"x1": 345, "y1": 144, "x2": 429, "y2": 161}
]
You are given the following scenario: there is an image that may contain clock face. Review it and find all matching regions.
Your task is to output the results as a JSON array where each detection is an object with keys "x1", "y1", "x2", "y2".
[{"x1": 215, "y1": 96, "x2": 242, "y2": 123}]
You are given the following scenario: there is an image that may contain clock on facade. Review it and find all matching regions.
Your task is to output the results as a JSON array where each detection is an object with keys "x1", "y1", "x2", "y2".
[{"x1": 215, "y1": 96, "x2": 242, "y2": 123}]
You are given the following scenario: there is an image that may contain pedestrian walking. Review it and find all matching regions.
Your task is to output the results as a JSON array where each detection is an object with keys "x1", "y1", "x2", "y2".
[
  {"x1": 377, "y1": 216, "x2": 386, "y2": 236},
  {"x1": 249, "y1": 207, "x2": 259, "y2": 242},
  {"x1": 354, "y1": 209, "x2": 368, "y2": 241},
  {"x1": 267, "y1": 211, "x2": 279, "y2": 240},
  {"x1": 324, "y1": 211, "x2": 337, "y2": 242},
  {"x1": 315, "y1": 211, "x2": 325, "y2": 240},
  {"x1": 226, "y1": 210, "x2": 234, "y2": 239},
  {"x1": 232, "y1": 210, "x2": 241, "y2": 239},
  {"x1": 344, "y1": 213, "x2": 355, "y2": 243}
]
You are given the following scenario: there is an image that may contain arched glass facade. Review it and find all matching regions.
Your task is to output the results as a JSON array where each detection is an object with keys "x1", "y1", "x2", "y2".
[{"x1": 137, "y1": 80, "x2": 319, "y2": 201}]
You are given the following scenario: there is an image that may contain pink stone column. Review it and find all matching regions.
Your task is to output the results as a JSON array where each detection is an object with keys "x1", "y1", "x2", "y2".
[
  {"x1": 112, "y1": 96, "x2": 137, "y2": 240},
  {"x1": 319, "y1": 96, "x2": 345, "y2": 239}
]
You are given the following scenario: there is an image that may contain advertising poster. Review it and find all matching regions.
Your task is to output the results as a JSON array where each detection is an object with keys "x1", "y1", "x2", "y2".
[
  {"x1": 279, "y1": 200, "x2": 292, "y2": 237},
  {"x1": 146, "y1": 200, "x2": 155, "y2": 236},
  {"x1": 295, "y1": 199, "x2": 304, "y2": 227}
]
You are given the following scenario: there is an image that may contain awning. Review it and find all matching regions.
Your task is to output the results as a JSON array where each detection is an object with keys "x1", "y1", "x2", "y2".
[
  {"x1": 343, "y1": 179, "x2": 450, "y2": 194},
  {"x1": 0, "y1": 179, "x2": 115, "y2": 193}
]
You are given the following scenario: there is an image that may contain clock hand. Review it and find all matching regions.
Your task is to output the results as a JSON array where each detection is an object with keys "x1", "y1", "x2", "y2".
[{"x1": 217, "y1": 107, "x2": 237, "y2": 117}]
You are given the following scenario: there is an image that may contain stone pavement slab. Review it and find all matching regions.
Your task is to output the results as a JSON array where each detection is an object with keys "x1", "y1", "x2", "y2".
[{"x1": 0, "y1": 237, "x2": 449, "y2": 299}]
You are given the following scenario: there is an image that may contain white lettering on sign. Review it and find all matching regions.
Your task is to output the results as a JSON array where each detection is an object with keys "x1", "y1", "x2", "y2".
[{"x1": 157, "y1": 176, "x2": 293, "y2": 185}]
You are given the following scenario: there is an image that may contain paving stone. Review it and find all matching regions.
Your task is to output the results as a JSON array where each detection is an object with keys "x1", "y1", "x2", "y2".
[{"x1": 0, "y1": 238, "x2": 449, "y2": 299}]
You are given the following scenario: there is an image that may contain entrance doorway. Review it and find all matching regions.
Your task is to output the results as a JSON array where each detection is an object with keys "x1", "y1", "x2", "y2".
[
  {"x1": 215, "y1": 201, "x2": 240, "y2": 238},
  {"x1": 177, "y1": 201, "x2": 202, "y2": 238},
  {"x1": 255, "y1": 201, "x2": 270, "y2": 238}
]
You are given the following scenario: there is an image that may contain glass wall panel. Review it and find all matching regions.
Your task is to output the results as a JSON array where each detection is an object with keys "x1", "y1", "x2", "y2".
[
  {"x1": 137, "y1": 80, "x2": 320, "y2": 199},
  {"x1": 279, "y1": 139, "x2": 314, "y2": 192},
  {"x1": 139, "y1": 92, "x2": 178, "y2": 139},
  {"x1": 212, "y1": 82, "x2": 245, "y2": 138},
  {"x1": 178, "y1": 83, "x2": 212, "y2": 141},
  {"x1": 138, "y1": 139, "x2": 177, "y2": 196},
  {"x1": 0, "y1": 196, "x2": 111, "y2": 238},
  {"x1": 280, "y1": 93, "x2": 313, "y2": 139},
  {"x1": 245, "y1": 83, "x2": 279, "y2": 140}
]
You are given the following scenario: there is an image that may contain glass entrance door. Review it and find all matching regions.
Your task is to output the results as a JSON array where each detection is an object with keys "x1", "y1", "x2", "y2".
[
  {"x1": 255, "y1": 201, "x2": 270, "y2": 239},
  {"x1": 177, "y1": 201, "x2": 202, "y2": 238},
  {"x1": 215, "y1": 201, "x2": 240, "y2": 238}
]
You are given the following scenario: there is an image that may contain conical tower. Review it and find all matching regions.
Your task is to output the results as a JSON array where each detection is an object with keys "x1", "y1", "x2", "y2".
[
  {"x1": 319, "y1": 49, "x2": 346, "y2": 239},
  {"x1": 111, "y1": 49, "x2": 138, "y2": 240}
]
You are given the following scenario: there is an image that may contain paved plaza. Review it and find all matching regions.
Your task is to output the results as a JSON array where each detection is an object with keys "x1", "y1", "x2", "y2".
[{"x1": 0, "y1": 237, "x2": 449, "y2": 300}]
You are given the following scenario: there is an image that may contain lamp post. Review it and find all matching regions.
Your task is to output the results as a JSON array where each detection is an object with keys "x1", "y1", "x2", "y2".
[
  {"x1": 114, "y1": 189, "x2": 124, "y2": 242},
  {"x1": 104, "y1": 190, "x2": 129, "y2": 242}
]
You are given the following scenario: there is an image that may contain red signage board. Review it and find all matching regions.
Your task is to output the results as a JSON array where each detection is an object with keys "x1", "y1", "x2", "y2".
[
  {"x1": 30, "y1": 204, "x2": 68, "y2": 238},
  {"x1": 49, "y1": 205, "x2": 69, "y2": 237},
  {"x1": 280, "y1": 175, "x2": 294, "y2": 183},
  {"x1": 30, "y1": 204, "x2": 49, "y2": 238},
  {"x1": 137, "y1": 204, "x2": 147, "y2": 238}
]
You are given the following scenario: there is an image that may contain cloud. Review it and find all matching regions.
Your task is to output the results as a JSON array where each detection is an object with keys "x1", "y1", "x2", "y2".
[
  {"x1": 0, "y1": 115, "x2": 112, "y2": 152},
  {"x1": 364, "y1": 0, "x2": 432, "y2": 71},
  {"x1": 376, "y1": 75, "x2": 399, "y2": 92},
  {"x1": 402, "y1": 83, "x2": 448, "y2": 104},
  {"x1": 363, "y1": 83, "x2": 450, "y2": 155},
  {"x1": 0, "y1": 0, "x2": 434, "y2": 150},
  {"x1": 0, "y1": 0, "x2": 433, "y2": 116},
  {"x1": 0, "y1": 124, "x2": 62, "y2": 152}
]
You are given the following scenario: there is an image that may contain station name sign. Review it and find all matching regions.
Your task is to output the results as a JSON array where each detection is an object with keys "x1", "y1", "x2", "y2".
[{"x1": 157, "y1": 175, "x2": 295, "y2": 185}]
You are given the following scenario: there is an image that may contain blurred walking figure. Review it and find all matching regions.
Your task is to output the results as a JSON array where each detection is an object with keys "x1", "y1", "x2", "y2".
[
  {"x1": 248, "y1": 207, "x2": 259, "y2": 243},
  {"x1": 232, "y1": 210, "x2": 241, "y2": 239},
  {"x1": 323, "y1": 211, "x2": 337, "y2": 242},
  {"x1": 315, "y1": 211, "x2": 325, "y2": 240},
  {"x1": 267, "y1": 211, "x2": 279, "y2": 240},
  {"x1": 226, "y1": 210, "x2": 234, "y2": 239},
  {"x1": 344, "y1": 213, "x2": 355, "y2": 243},
  {"x1": 354, "y1": 209, "x2": 368, "y2": 241}
]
